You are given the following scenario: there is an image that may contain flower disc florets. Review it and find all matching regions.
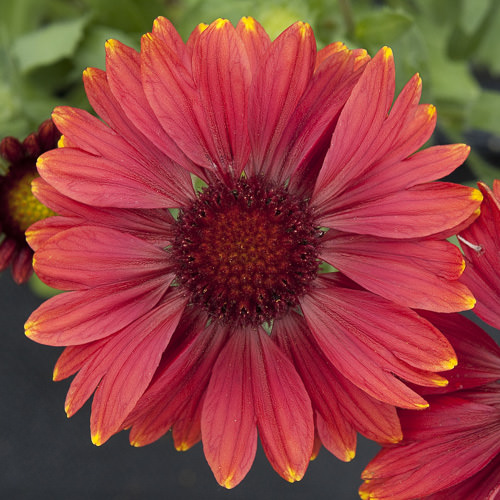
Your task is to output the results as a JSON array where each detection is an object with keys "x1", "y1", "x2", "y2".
[
  {"x1": 0, "y1": 164, "x2": 54, "y2": 241},
  {"x1": 172, "y1": 176, "x2": 320, "y2": 326}
]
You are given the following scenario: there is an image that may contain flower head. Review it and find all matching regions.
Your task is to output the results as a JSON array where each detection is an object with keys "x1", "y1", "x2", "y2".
[
  {"x1": 26, "y1": 17, "x2": 482, "y2": 487},
  {"x1": 459, "y1": 180, "x2": 500, "y2": 329},
  {"x1": 0, "y1": 119, "x2": 60, "y2": 283},
  {"x1": 359, "y1": 312, "x2": 500, "y2": 499}
]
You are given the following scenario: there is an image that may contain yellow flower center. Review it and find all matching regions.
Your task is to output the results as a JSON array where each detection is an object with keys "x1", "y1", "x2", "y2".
[{"x1": 4, "y1": 170, "x2": 54, "y2": 234}]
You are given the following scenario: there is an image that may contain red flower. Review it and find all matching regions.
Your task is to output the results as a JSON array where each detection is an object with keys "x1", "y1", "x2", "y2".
[
  {"x1": 459, "y1": 180, "x2": 500, "y2": 329},
  {"x1": 0, "y1": 119, "x2": 60, "y2": 283},
  {"x1": 360, "y1": 313, "x2": 500, "y2": 500},
  {"x1": 360, "y1": 180, "x2": 500, "y2": 499},
  {"x1": 26, "y1": 17, "x2": 482, "y2": 487}
]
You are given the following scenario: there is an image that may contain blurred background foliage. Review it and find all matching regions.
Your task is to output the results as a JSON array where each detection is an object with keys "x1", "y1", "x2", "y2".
[{"x1": 1, "y1": 0, "x2": 500, "y2": 184}]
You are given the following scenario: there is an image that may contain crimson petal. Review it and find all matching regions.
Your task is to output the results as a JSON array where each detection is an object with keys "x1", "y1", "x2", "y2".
[
  {"x1": 250, "y1": 329, "x2": 314, "y2": 482},
  {"x1": 127, "y1": 314, "x2": 226, "y2": 448},
  {"x1": 192, "y1": 19, "x2": 251, "y2": 179},
  {"x1": 25, "y1": 277, "x2": 170, "y2": 346},
  {"x1": 90, "y1": 293, "x2": 187, "y2": 445},
  {"x1": 33, "y1": 226, "x2": 171, "y2": 290},
  {"x1": 460, "y1": 182, "x2": 500, "y2": 329},
  {"x1": 300, "y1": 279, "x2": 456, "y2": 408},
  {"x1": 247, "y1": 22, "x2": 316, "y2": 177},
  {"x1": 320, "y1": 231, "x2": 474, "y2": 312},
  {"x1": 201, "y1": 328, "x2": 257, "y2": 488}
]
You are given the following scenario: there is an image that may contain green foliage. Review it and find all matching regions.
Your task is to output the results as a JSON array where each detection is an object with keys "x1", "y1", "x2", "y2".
[
  {"x1": 12, "y1": 16, "x2": 90, "y2": 73},
  {"x1": 354, "y1": 8, "x2": 413, "y2": 53},
  {"x1": 0, "y1": 0, "x2": 499, "y2": 182}
]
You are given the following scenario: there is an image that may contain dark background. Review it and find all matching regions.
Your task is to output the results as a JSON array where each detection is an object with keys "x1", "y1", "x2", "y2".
[{"x1": 0, "y1": 272, "x2": 379, "y2": 500}]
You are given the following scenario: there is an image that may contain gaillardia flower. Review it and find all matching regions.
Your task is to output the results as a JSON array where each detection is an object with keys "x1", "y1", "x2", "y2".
[
  {"x1": 26, "y1": 17, "x2": 482, "y2": 487},
  {"x1": 459, "y1": 180, "x2": 500, "y2": 330},
  {"x1": 360, "y1": 312, "x2": 500, "y2": 499},
  {"x1": 0, "y1": 119, "x2": 59, "y2": 283}
]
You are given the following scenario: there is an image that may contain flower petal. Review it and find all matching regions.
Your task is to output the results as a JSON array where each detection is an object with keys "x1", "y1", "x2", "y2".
[
  {"x1": 61, "y1": 292, "x2": 186, "y2": 421},
  {"x1": 33, "y1": 226, "x2": 171, "y2": 290},
  {"x1": 38, "y1": 146, "x2": 182, "y2": 209},
  {"x1": 317, "y1": 182, "x2": 482, "y2": 238},
  {"x1": 320, "y1": 232, "x2": 474, "y2": 312},
  {"x1": 201, "y1": 328, "x2": 257, "y2": 489},
  {"x1": 315, "y1": 411, "x2": 357, "y2": 462},
  {"x1": 141, "y1": 31, "x2": 213, "y2": 170},
  {"x1": 273, "y1": 311, "x2": 402, "y2": 447},
  {"x1": 0, "y1": 238, "x2": 17, "y2": 271},
  {"x1": 151, "y1": 16, "x2": 188, "y2": 59},
  {"x1": 272, "y1": 313, "x2": 357, "y2": 461},
  {"x1": 83, "y1": 65, "x2": 205, "y2": 180},
  {"x1": 127, "y1": 312, "x2": 226, "y2": 448},
  {"x1": 192, "y1": 18, "x2": 252, "y2": 178},
  {"x1": 30, "y1": 177, "x2": 175, "y2": 248},
  {"x1": 281, "y1": 46, "x2": 369, "y2": 190},
  {"x1": 53, "y1": 341, "x2": 104, "y2": 382},
  {"x1": 327, "y1": 144, "x2": 470, "y2": 212},
  {"x1": 11, "y1": 245, "x2": 33, "y2": 284},
  {"x1": 426, "y1": 454, "x2": 500, "y2": 500},
  {"x1": 247, "y1": 21, "x2": 316, "y2": 177},
  {"x1": 51, "y1": 106, "x2": 194, "y2": 207},
  {"x1": 250, "y1": 329, "x2": 314, "y2": 482},
  {"x1": 26, "y1": 216, "x2": 79, "y2": 251},
  {"x1": 418, "y1": 311, "x2": 500, "y2": 393},
  {"x1": 185, "y1": 22, "x2": 208, "y2": 59},
  {"x1": 103, "y1": 38, "x2": 199, "y2": 173},
  {"x1": 312, "y1": 46, "x2": 395, "y2": 208},
  {"x1": 171, "y1": 396, "x2": 203, "y2": 452},
  {"x1": 460, "y1": 182, "x2": 500, "y2": 329},
  {"x1": 360, "y1": 395, "x2": 500, "y2": 499},
  {"x1": 235, "y1": 17, "x2": 271, "y2": 73},
  {"x1": 300, "y1": 279, "x2": 456, "y2": 408},
  {"x1": 90, "y1": 292, "x2": 187, "y2": 445},
  {"x1": 63, "y1": 337, "x2": 111, "y2": 418},
  {"x1": 25, "y1": 277, "x2": 170, "y2": 346}
]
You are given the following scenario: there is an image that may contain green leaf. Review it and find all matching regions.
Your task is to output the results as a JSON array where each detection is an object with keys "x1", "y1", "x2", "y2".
[
  {"x1": 85, "y1": 0, "x2": 166, "y2": 33},
  {"x1": 255, "y1": 0, "x2": 313, "y2": 40},
  {"x1": 29, "y1": 273, "x2": 61, "y2": 298},
  {"x1": 354, "y1": 8, "x2": 414, "y2": 52},
  {"x1": 11, "y1": 15, "x2": 91, "y2": 73},
  {"x1": 473, "y1": 3, "x2": 500, "y2": 75},
  {"x1": 468, "y1": 89, "x2": 500, "y2": 137},
  {"x1": 0, "y1": 0, "x2": 47, "y2": 39},
  {"x1": 428, "y1": 55, "x2": 479, "y2": 105},
  {"x1": 175, "y1": 0, "x2": 256, "y2": 39},
  {"x1": 72, "y1": 25, "x2": 139, "y2": 74},
  {"x1": 466, "y1": 147, "x2": 500, "y2": 186},
  {"x1": 0, "y1": 80, "x2": 31, "y2": 138},
  {"x1": 418, "y1": 19, "x2": 480, "y2": 106},
  {"x1": 460, "y1": 0, "x2": 492, "y2": 35}
]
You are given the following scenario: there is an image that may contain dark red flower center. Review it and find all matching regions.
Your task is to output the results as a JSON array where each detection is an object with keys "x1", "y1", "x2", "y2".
[{"x1": 172, "y1": 176, "x2": 320, "y2": 326}]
